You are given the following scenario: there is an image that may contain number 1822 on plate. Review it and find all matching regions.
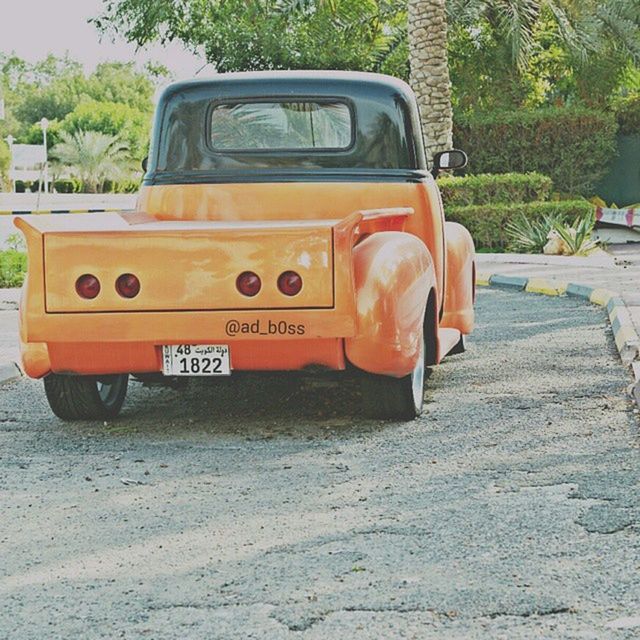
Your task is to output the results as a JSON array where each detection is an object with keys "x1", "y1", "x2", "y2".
[{"x1": 162, "y1": 344, "x2": 231, "y2": 376}]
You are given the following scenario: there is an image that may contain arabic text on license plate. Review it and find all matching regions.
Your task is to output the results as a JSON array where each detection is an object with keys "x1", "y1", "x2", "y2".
[{"x1": 162, "y1": 345, "x2": 231, "y2": 376}]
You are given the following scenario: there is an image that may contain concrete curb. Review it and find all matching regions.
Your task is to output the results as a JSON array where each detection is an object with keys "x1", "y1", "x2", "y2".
[
  {"x1": 0, "y1": 208, "x2": 134, "y2": 216},
  {"x1": 488, "y1": 274, "x2": 528, "y2": 290},
  {"x1": 477, "y1": 273, "x2": 640, "y2": 405},
  {"x1": 0, "y1": 361, "x2": 21, "y2": 385}
]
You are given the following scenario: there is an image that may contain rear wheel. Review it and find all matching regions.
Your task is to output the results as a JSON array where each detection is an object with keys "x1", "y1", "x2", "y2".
[
  {"x1": 44, "y1": 373, "x2": 129, "y2": 421},
  {"x1": 360, "y1": 336, "x2": 426, "y2": 420}
]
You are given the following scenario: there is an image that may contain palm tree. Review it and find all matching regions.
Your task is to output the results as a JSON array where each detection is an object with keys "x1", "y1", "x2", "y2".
[
  {"x1": 408, "y1": 0, "x2": 454, "y2": 162},
  {"x1": 51, "y1": 130, "x2": 130, "y2": 193},
  {"x1": 408, "y1": 0, "x2": 639, "y2": 157},
  {"x1": 447, "y1": 0, "x2": 640, "y2": 71}
]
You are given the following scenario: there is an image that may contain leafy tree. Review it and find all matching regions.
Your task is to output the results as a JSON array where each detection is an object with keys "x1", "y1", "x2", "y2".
[
  {"x1": 2, "y1": 54, "x2": 87, "y2": 125},
  {"x1": 83, "y1": 62, "x2": 156, "y2": 113},
  {"x1": 94, "y1": 0, "x2": 409, "y2": 77},
  {"x1": 96, "y1": 0, "x2": 639, "y2": 114},
  {"x1": 448, "y1": 0, "x2": 639, "y2": 71},
  {"x1": 0, "y1": 54, "x2": 157, "y2": 139},
  {"x1": 21, "y1": 119, "x2": 64, "y2": 152},
  {"x1": 446, "y1": 0, "x2": 640, "y2": 110},
  {"x1": 61, "y1": 100, "x2": 151, "y2": 160},
  {"x1": 50, "y1": 130, "x2": 130, "y2": 193}
]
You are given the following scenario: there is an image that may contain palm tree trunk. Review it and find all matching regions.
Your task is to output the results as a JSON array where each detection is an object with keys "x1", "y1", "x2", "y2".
[{"x1": 408, "y1": 0, "x2": 453, "y2": 164}]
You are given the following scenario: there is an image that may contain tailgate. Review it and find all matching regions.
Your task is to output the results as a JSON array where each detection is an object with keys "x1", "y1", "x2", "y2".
[{"x1": 42, "y1": 219, "x2": 334, "y2": 313}]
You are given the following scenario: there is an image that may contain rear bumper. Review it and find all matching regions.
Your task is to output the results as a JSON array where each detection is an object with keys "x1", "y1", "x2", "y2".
[
  {"x1": 20, "y1": 307, "x2": 355, "y2": 377},
  {"x1": 23, "y1": 337, "x2": 348, "y2": 378}
]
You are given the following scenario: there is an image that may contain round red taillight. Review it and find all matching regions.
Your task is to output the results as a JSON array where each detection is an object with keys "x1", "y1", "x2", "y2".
[
  {"x1": 277, "y1": 271, "x2": 303, "y2": 296},
  {"x1": 236, "y1": 271, "x2": 261, "y2": 297},
  {"x1": 75, "y1": 274, "x2": 100, "y2": 299},
  {"x1": 116, "y1": 273, "x2": 141, "y2": 298}
]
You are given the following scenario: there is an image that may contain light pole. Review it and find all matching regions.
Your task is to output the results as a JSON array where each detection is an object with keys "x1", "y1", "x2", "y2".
[{"x1": 39, "y1": 117, "x2": 49, "y2": 194}]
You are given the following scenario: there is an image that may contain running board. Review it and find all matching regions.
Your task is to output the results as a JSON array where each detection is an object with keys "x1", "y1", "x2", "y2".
[{"x1": 438, "y1": 327, "x2": 462, "y2": 359}]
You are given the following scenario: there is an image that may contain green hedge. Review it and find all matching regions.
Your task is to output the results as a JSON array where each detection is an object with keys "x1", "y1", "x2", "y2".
[
  {"x1": 101, "y1": 178, "x2": 141, "y2": 193},
  {"x1": 454, "y1": 108, "x2": 618, "y2": 196},
  {"x1": 438, "y1": 172, "x2": 553, "y2": 207},
  {"x1": 446, "y1": 200, "x2": 594, "y2": 251},
  {"x1": 0, "y1": 250, "x2": 27, "y2": 288},
  {"x1": 14, "y1": 178, "x2": 140, "y2": 194}
]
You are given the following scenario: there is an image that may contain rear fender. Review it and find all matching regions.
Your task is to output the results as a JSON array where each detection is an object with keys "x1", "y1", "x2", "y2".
[
  {"x1": 345, "y1": 231, "x2": 436, "y2": 378},
  {"x1": 14, "y1": 218, "x2": 52, "y2": 378},
  {"x1": 441, "y1": 222, "x2": 475, "y2": 334}
]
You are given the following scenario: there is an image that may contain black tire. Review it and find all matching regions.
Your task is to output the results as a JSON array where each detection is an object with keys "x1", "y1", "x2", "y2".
[
  {"x1": 360, "y1": 336, "x2": 426, "y2": 420},
  {"x1": 44, "y1": 373, "x2": 129, "y2": 421}
]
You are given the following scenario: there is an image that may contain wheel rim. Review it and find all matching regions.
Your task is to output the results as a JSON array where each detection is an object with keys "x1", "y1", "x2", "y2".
[
  {"x1": 410, "y1": 338, "x2": 426, "y2": 410},
  {"x1": 96, "y1": 376, "x2": 124, "y2": 408}
]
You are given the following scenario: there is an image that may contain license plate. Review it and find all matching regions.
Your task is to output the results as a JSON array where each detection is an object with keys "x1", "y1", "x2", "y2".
[{"x1": 162, "y1": 345, "x2": 231, "y2": 376}]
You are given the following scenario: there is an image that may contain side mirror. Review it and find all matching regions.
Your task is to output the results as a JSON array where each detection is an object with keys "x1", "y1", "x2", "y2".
[
  {"x1": 141, "y1": 156, "x2": 148, "y2": 172},
  {"x1": 432, "y1": 149, "x2": 467, "y2": 178}
]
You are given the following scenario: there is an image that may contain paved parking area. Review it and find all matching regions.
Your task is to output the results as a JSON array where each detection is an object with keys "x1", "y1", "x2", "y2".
[
  {"x1": 478, "y1": 245, "x2": 640, "y2": 334},
  {"x1": 0, "y1": 289, "x2": 639, "y2": 639},
  {"x1": 0, "y1": 310, "x2": 18, "y2": 365}
]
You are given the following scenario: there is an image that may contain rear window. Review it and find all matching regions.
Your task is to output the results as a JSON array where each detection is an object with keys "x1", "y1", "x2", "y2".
[{"x1": 209, "y1": 100, "x2": 353, "y2": 151}]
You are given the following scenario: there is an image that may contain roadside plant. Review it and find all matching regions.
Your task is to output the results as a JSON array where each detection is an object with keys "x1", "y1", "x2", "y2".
[
  {"x1": 505, "y1": 211, "x2": 565, "y2": 253},
  {"x1": 0, "y1": 249, "x2": 27, "y2": 288},
  {"x1": 552, "y1": 210, "x2": 599, "y2": 256}
]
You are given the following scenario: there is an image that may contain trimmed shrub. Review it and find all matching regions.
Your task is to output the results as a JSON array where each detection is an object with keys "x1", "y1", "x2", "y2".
[
  {"x1": 454, "y1": 108, "x2": 618, "y2": 196},
  {"x1": 101, "y1": 178, "x2": 141, "y2": 193},
  {"x1": 446, "y1": 200, "x2": 594, "y2": 251},
  {"x1": 14, "y1": 179, "x2": 82, "y2": 193},
  {"x1": 438, "y1": 172, "x2": 553, "y2": 207},
  {"x1": 0, "y1": 250, "x2": 27, "y2": 288},
  {"x1": 14, "y1": 178, "x2": 137, "y2": 194},
  {"x1": 53, "y1": 179, "x2": 82, "y2": 193}
]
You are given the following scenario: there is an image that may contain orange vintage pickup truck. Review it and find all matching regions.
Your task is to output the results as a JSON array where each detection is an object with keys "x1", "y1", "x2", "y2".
[{"x1": 16, "y1": 71, "x2": 475, "y2": 421}]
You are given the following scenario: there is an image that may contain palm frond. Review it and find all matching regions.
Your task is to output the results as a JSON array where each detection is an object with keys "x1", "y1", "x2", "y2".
[{"x1": 493, "y1": 0, "x2": 540, "y2": 68}]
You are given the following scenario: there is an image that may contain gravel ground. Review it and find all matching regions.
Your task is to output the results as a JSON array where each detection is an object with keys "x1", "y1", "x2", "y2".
[{"x1": 0, "y1": 288, "x2": 639, "y2": 639}]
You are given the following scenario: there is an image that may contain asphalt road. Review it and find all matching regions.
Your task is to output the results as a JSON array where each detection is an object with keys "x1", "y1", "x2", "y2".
[{"x1": 1, "y1": 289, "x2": 639, "y2": 639}]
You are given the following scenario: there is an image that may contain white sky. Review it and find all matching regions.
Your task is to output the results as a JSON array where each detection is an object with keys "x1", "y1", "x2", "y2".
[{"x1": 1, "y1": 0, "x2": 211, "y2": 79}]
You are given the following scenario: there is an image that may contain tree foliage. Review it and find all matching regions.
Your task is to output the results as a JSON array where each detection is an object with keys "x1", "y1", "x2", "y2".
[
  {"x1": 0, "y1": 55, "x2": 157, "y2": 136},
  {"x1": 95, "y1": 0, "x2": 639, "y2": 111},
  {"x1": 95, "y1": 0, "x2": 409, "y2": 78},
  {"x1": 50, "y1": 130, "x2": 131, "y2": 193},
  {"x1": 61, "y1": 100, "x2": 151, "y2": 160},
  {"x1": 446, "y1": 0, "x2": 640, "y2": 110},
  {"x1": 0, "y1": 54, "x2": 161, "y2": 175}
]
